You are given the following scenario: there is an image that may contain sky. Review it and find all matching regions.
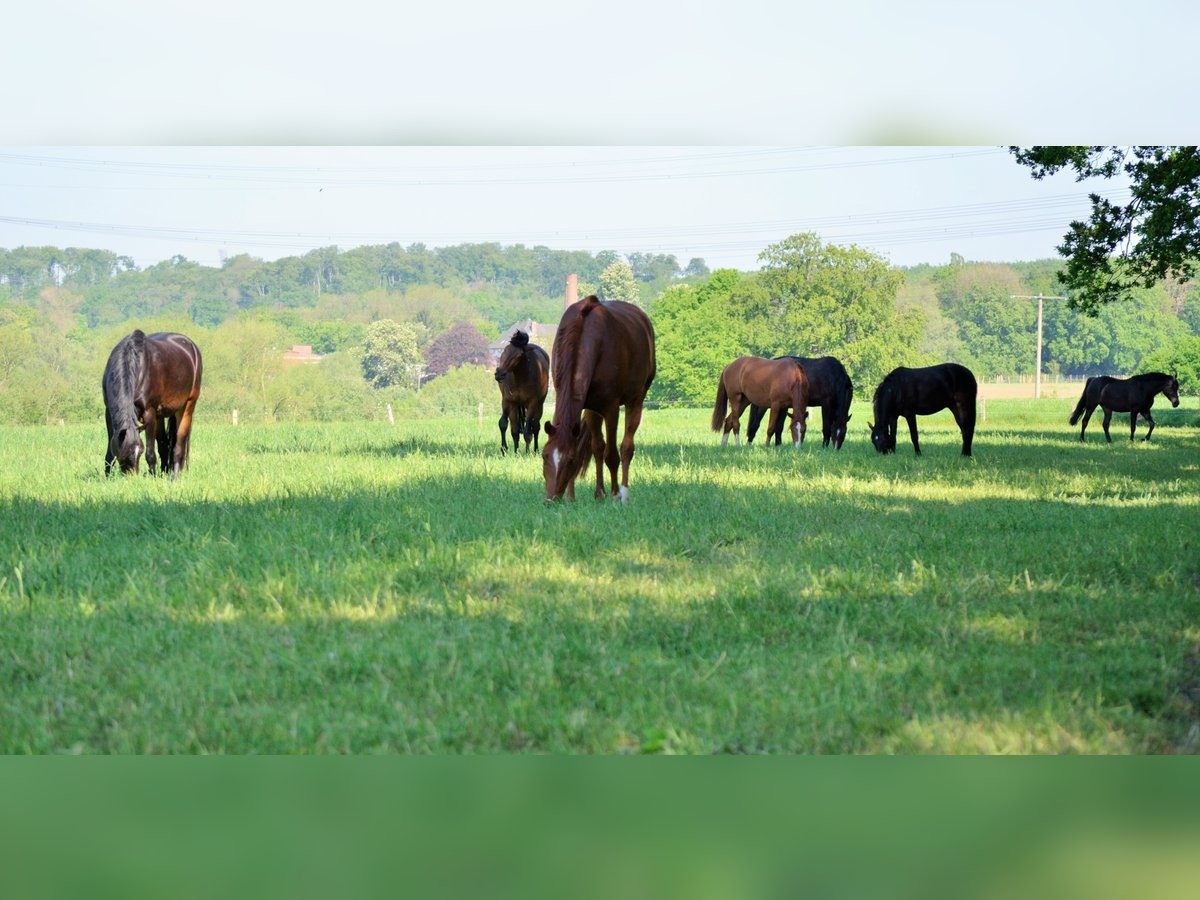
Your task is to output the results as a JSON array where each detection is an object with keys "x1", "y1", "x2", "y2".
[
  {"x1": 1, "y1": 2, "x2": 1192, "y2": 275},
  {"x1": 0, "y1": 146, "x2": 1130, "y2": 272}
]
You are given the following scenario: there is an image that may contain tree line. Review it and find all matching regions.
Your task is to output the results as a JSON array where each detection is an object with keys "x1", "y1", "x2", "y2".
[{"x1": 1, "y1": 234, "x2": 1198, "y2": 426}]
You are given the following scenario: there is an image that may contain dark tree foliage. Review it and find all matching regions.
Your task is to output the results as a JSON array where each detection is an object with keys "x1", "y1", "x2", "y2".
[
  {"x1": 424, "y1": 321, "x2": 492, "y2": 380},
  {"x1": 1010, "y1": 146, "x2": 1200, "y2": 314}
]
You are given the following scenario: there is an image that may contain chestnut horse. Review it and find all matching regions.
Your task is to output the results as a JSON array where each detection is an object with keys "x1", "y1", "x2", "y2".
[
  {"x1": 102, "y1": 329, "x2": 203, "y2": 478},
  {"x1": 541, "y1": 295, "x2": 656, "y2": 502},
  {"x1": 1069, "y1": 372, "x2": 1180, "y2": 442},
  {"x1": 745, "y1": 355, "x2": 854, "y2": 449},
  {"x1": 494, "y1": 330, "x2": 550, "y2": 454},
  {"x1": 711, "y1": 356, "x2": 809, "y2": 447}
]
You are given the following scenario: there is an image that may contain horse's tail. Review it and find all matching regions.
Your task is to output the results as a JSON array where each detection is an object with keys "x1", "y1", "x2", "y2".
[
  {"x1": 1069, "y1": 378, "x2": 1093, "y2": 425},
  {"x1": 711, "y1": 375, "x2": 729, "y2": 432}
]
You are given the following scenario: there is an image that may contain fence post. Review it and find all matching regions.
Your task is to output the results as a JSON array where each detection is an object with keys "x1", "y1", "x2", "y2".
[
  {"x1": 386, "y1": 403, "x2": 395, "y2": 426},
  {"x1": 478, "y1": 402, "x2": 485, "y2": 426},
  {"x1": 232, "y1": 409, "x2": 238, "y2": 426},
  {"x1": 980, "y1": 397, "x2": 986, "y2": 422}
]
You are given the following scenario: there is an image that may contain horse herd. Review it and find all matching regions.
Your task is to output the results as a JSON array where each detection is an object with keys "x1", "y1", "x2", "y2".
[{"x1": 101, "y1": 296, "x2": 1184, "y2": 499}]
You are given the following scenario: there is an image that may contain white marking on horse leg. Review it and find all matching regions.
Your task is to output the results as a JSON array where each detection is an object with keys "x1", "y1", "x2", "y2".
[
  {"x1": 618, "y1": 485, "x2": 629, "y2": 503},
  {"x1": 734, "y1": 432, "x2": 740, "y2": 446},
  {"x1": 721, "y1": 432, "x2": 729, "y2": 447}
]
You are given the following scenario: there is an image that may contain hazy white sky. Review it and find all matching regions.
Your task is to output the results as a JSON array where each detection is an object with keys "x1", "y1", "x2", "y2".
[
  {"x1": 0, "y1": 146, "x2": 1127, "y2": 271},
  {"x1": 0, "y1": 2, "x2": 1191, "y2": 274}
]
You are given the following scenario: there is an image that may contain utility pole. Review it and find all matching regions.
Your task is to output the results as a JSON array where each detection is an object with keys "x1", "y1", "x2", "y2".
[{"x1": 1010, "y1": 294, "x2": 1067, "y2": 398}]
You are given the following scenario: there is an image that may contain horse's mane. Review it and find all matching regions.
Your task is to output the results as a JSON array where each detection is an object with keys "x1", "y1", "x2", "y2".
[
  {"x1": 106, "y1": 329, "x2": 146, "y2": 428},
  {"x1": 549, "y1": 296, "x2": 601, "y2": 434},
  {"x1": 1133, "y1": 371, "x2": 1172, "y2": 382}
]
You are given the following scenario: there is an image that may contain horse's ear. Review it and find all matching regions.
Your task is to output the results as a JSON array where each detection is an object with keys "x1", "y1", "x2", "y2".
[
  {"x1": 544, "y1": 422, "x2": 556, "y2": 437},
  {"x1": 846, "y1": 414, "x2": 852, "y2": 422},
  {"x1": 867, "y1": 421, "x2": 873, "y2": 430}
]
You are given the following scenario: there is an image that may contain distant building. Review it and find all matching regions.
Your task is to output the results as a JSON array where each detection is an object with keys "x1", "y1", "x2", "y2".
[
  {"x1": 489, "y1": 319, "x2": 557, "y2": 360},
  {"x1": 489, "y1": 273, "x2": 579, "y2": 360},
  {"x1": 282, "y1": 344, "x2": 323, "y2": 365}
]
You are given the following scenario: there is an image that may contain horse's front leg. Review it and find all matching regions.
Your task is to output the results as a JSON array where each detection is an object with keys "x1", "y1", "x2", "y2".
[
  {"x1": 1102, "y1": 408, "x2": 1113, "y2": 443},
  {"x1": 905, "y1": 414, "x2": 921, "y2": 455},
  {"x1": 141, "y1": 407, "x2": 158, "y2": 475},
  {"x1": 584, "y1": 410, "x2": 606, "y2": 499},
  {"x1": 764, "y1": 406, "x2": 782, "y2": 447},
  {"x1": 498, "y1": 409, "x2": 510, "y2": 454},
  {"x1": 156, "y1": 415, "x2": 172, "y2": 474}
]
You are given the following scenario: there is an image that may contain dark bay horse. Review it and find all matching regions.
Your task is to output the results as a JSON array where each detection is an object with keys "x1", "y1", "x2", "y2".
[
  {"x1": 494, "y1": 330, "x2": 550, "y2": 454},
  {"x1": 745, "y1": 355, "x2": 853, "y2": 449},
  {"x1": 102, "y1": 330, "x2": 203, "y2": 478},
  {"x1": 870, "y1": 363, "x2": 976, "y2": 456},
  {"x1": 1069, "y1": 372, "x2": 1180, "y2": 442},
  {"x1": 541, "y1": 295, "x2": 656, "y2": 502},
  {"x1": 711, "y1": 356, "x2": 809, "y2": 447}
]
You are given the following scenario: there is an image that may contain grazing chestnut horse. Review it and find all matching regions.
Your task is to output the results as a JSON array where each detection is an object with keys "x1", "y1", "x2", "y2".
[
  {"x1": 870, "y1": 363, "x2": 976, "y2": 456},
  {"x1": 494, "y1": 330, "x2": 550, "y2": 454},
  {"x1": 745, "y1": 355, "x2": 854, "y2": 449},
  {"x1": 102, "y1": 329, "x2": 203, "y2": 478},
  {"x1": 711, "y1": 356, "x2": 809, "y2": 447},
  {"x1": 541, "y1": 295, "x2": 656, "y2": 502},
  {"x1": 1069, "y1": 372, "x2": 1180, "y2": 442}
]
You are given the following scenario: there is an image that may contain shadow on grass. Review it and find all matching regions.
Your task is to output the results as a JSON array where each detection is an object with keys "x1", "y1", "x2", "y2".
[{"x1": 1, "y1": 454, "x2": 1198, "y2": 752}]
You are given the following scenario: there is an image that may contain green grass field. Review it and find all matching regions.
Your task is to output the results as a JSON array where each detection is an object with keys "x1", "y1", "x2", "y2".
[{"x1": 1, "y1": 398, "x2": 1198, "y2": 753}]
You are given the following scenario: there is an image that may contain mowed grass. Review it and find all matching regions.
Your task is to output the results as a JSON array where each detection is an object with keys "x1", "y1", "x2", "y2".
[{"x1": 1, "y1": 398, "x2": 1198, "y2": 754}]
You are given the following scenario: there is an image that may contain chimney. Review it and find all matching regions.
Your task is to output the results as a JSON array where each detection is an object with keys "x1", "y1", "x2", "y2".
[{"x1": 565, "y1": 273, "x2": 578, "y2": 308}]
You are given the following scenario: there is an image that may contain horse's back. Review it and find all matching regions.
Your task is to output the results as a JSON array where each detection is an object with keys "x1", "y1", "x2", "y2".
[{"x1": 570, "y1": 299, "x2": 655, "y2": 403}]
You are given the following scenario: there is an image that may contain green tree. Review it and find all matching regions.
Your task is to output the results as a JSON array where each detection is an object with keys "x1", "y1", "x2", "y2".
[
  {"x1": 1143, "y1": 335, "x2": 1200, "y2": 400},
  {"x1": 599, "y1": 262, "x2": 641, "y2": 306},
  {"x1": 755, "y1": 233, "x2": 918, "y2": 388},
  {"x1": 1010, "y1": 146, "x2": 1200, "y2": 313},
  {"x1": 361, "y1": 319, "x2": 422, "y2": 389}
]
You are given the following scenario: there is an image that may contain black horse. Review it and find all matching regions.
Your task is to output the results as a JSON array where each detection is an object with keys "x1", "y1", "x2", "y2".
[
  {"x1": 870, "y1": 363, "x2": 977, "y2": 456},
  {"x1": 1068, "y1": 372, "x2": 1180, "y2": 442},
  {"x1": 103, "y1": 329, "x2": 203, "y2": 478},
  {"x1": 745, "y1": 356, "x2": 854, "y2": 449}
]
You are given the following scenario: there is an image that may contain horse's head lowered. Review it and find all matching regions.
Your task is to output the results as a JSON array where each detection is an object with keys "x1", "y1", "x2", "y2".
[
  {"x1": 868, "y1": 418, "x2": 895, "y2": 454},
  {"x1": 495, "y1": 330, "x2": 529, "y2": 383},
  {"x1": 110, "y1": 419, "x2": 145, "y2": 473},
  {"x1": 542, "y1": 419, "x2": 591, "y2": 501}
]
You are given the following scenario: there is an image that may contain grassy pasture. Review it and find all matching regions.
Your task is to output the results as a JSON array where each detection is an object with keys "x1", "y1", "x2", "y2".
[{"x1": 1, "y1": 398, "x2": 1198, "y2": 754}]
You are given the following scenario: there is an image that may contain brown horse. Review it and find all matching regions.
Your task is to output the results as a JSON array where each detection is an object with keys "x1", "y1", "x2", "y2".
[
  {"x1": 494, "y1": 330, "x2": 550, "y2": 454},
  {"x1": 102, "y1": 330, "x2": 203, "y2": 478},
  {"x1": 711, "y1": 356, "x2": 809, "y2": 447},
  {"x1": 541, "y1": 295, "x2": 656, "y2": 502}
]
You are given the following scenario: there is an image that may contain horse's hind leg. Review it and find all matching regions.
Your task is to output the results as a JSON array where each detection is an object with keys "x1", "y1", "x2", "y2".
[
  {"x1": 617, "y1": 402, "x2": 644, "y2": 503},
  {"x1": 951, "y1": 400, "x2": 976, "y2": 456},
  {"x1": 171, "y1": 399, "x2": 198, "y2": 479},
  {"x1": 1079, "y1": 404, "x2": 1095, "y2": 442},
  {"x1": 1102, "y1": 408, "x2": 1113, "y2": 443}
]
